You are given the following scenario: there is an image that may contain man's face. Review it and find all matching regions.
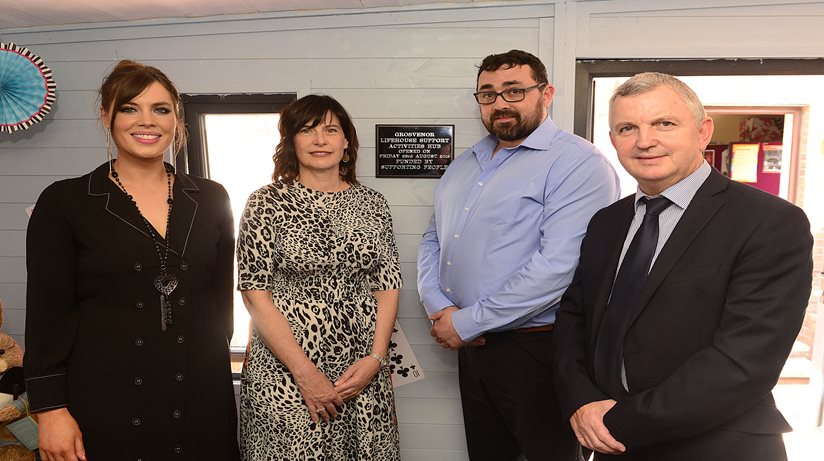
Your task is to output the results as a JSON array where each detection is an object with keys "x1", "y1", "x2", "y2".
[
  {"x1": 477, "y1": 64, "x2": 554, "y2": 148},
  {"x1": 609, "y1": 85, "x2": 714, "y2": 196}
]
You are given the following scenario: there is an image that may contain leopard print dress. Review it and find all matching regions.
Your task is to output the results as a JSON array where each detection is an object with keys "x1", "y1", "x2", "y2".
[{"x1": 237, "y1": 180, "x2": 402, "y2": 461}]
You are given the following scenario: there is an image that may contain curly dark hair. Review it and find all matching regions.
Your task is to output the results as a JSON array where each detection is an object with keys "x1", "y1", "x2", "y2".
[
  {"x1": 272, "y1": 94, "x2": 359, "y2": 185},
  {"x1": 476, "y1": 49, "x2": 549, "y2": 87}
]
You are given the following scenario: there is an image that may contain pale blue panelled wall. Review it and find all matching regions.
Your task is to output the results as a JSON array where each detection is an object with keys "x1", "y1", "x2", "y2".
[
  {"x1": 2, "y1": 1, "x2": 824, "y2": 459},
  {"x1": 0, "y1": 3, "x2": 554, "y2": 459}
]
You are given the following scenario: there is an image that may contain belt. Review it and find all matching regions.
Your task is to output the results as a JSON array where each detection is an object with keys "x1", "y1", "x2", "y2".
[{"x1": 512, "y1": 324, "x2": 553, "y2": 333}]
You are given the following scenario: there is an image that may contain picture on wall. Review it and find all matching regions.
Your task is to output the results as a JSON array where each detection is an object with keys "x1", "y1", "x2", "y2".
[
  {"x1": 703, "y1": 149, "x2": 715, "y2": 166},
  {"x1": 762, "y1": 144, "x2": 782, "y2": 174},
  {"x1": 730, "y1": 143, "x2": 760, "y2": 183}
]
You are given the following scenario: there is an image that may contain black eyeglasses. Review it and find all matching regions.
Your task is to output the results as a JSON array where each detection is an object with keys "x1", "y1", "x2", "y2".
[{"x1": 473, "y1": 83, "x2": 546, "y2": 105}]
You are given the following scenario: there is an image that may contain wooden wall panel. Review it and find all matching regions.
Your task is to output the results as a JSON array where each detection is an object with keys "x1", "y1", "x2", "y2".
[
  {"x1": 0, "y1": 206, "x2": 32, "y2": 230},
  {"x1": 0, "y1": 148, "x2": 107, "y2": 176},
  {"x1": 0, "y1": 231, "x2": 26, "y2": 257},
  {"x1": 0, "y1": 284, "x2": 25, "y2": 309},
  {"x1": 577, "y1": 0, "x2": 824, "y2": 58},
  {"x1": 0, "y1": 177, "x2": 71, "y2": 203},
  {"x1": 0, "y1": 257, "x2": 25, "y2": 284},
  {"x1": 0, "y1": 6, "x2": 552, "y2": 458}
]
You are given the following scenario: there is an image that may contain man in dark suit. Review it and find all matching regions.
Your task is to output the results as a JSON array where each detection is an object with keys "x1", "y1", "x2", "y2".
[{"x1": 552, "y1": 72, "x2": 813, "y2": 461}]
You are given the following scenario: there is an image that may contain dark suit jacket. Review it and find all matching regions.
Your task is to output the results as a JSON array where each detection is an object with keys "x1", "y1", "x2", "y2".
[
  {"x1": 24, "y1": 162, "x2": 241, "y2": 460},
  {"x1": 553, "y1": 169, "x2": 812, "y2": 459}
]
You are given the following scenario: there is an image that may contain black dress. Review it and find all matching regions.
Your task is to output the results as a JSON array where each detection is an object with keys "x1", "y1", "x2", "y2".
[{"x1": 24, "y1": 162, "x2": 241, "y2": 460}]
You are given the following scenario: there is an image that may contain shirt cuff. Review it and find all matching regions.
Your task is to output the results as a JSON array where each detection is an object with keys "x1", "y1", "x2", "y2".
[
  {"x1": 421, "y1": 291, "x2": 455, "y2": 317},
  {"x1": 25, "y1": 373, "x2": 68, "y2": 413},
  {"x1": 451, "y1": 303, "x2": 483, "y2": 342}
]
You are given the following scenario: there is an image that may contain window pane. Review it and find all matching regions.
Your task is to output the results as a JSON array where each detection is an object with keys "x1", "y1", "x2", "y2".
[{"x1": 203, "y1": 113, "x2": 279, "y2": 350}]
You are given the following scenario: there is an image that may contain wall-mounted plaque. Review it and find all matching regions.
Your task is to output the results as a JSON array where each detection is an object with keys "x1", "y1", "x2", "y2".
[{"x1": 376, "y1": 125, "x2": 454, "y2": 178}]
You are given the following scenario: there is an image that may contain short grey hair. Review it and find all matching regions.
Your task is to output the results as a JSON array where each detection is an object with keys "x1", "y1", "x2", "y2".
[{"x1": 609, "y1": 72, "x2": 707, "y2": 126}]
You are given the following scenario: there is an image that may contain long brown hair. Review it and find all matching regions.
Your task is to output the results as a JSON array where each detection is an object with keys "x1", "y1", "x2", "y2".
[
  {"x1": 99, "y1": 60, "x2": 187, "y2": 154},
  {"x1": 272, "y1": 94, "x2": 359, "y2": 184}
]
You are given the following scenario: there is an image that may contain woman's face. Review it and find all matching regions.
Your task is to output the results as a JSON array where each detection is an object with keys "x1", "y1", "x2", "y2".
[
  {"x1": 102, "y1": 81, "x2": 177, "y2": 164},
  {"x1": 293, "y1": 111, "x2": 349, "y2": 177}
]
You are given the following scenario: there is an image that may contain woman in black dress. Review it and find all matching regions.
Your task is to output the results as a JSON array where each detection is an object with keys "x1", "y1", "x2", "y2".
[{"x1": 24, "y1": 60, "x2": 240, "y2": 461}]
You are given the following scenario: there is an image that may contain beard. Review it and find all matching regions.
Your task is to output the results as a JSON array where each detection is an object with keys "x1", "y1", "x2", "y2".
[{"x1": 482, "y1": 99, "x2": 544, "y2": 142}]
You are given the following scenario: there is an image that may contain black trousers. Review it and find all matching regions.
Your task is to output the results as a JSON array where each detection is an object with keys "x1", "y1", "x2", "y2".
[{"x1": 458, "y1": 329, "x2": 581, "y2": 461}]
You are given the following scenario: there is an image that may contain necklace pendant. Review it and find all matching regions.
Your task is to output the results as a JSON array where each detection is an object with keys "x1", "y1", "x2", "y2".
[
  {"x1": 160, "y1": 294, "x2": 174, "y2": 332},
  {"x1": 154, "y1": 274, "x2": 178, "y2": 296}
]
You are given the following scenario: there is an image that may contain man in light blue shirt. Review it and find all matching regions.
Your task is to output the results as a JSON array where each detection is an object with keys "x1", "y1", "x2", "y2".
[{"x1": 417, "y1": 49, "x2": 620, "y2": 461}]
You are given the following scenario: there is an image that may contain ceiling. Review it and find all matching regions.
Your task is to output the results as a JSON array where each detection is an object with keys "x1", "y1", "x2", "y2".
[{"x1": 0, "y1": 0, "x2": 511, "y2": 31}]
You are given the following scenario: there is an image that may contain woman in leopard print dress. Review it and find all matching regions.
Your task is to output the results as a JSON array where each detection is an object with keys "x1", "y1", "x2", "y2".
[{"x1": 237, "y1": 94, "x2": 402, "y2": 460}]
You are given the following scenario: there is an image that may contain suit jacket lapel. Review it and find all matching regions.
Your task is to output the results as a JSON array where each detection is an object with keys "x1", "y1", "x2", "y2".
[
  {"x1": 592, "y1": 196, "x2": 637, "y2": 331},
  {"x1": 87, "y1": 162, "x2": 154, "y2": 241},
  {"x1": 87, "y1": 162, "x2": 200, "y2": 259},
  {"x1": 627, "y1": 170, "x2": 729, "y2": 327},
  {"x1": 169, "y1": 172, "x2": 199, "y2": 259}
]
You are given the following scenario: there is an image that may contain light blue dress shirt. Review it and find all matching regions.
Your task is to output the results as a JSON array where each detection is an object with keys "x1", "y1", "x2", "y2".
[{"x1": 417, "y1": 116, "x2": 621, "y2": 341}]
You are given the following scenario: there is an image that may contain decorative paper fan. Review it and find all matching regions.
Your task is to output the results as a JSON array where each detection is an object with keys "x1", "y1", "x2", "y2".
[{"x1": 0, "y1": 42, "x2": 57, "y2": 133}]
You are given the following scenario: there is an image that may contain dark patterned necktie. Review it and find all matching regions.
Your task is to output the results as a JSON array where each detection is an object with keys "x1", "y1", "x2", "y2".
[{"x1": 594, "y1": 196, "x2": 672, "y2": 399}]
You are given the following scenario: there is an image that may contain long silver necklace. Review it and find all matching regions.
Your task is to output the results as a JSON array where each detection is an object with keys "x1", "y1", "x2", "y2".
[{"x1": 111, "y1": 161, "x2": 177, "y2": 331}]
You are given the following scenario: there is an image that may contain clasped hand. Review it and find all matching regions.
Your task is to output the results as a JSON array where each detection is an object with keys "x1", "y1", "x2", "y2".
[
  {"x1": 334, "y1": 356, "x2": 381, "y2": 400},
  {"x1": 295, "y1": 357, "x2": 382, "y2": 423},
  {"x1": 429, "y1": 306, "x2": 485, "y2": 350},
  {"x1": 294, "y1": 365, "x2": 344, "y2": 423}
]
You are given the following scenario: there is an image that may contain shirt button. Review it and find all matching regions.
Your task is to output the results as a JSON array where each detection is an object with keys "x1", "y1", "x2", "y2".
[
  {"x1": 132, "y1": 417, "x2": 141, "y2": 426},
  {"x1": 453, "y1": 234, "x2": 459, "y2": 239},
  {"x1": 134, "y1": 338, "x2": 144, "y2": 347},
  {"x1": 180, "y1": 262, "x2": 189, "y2": 271},
  {"x1": 446, "y1": 261, "x2": 452, "y2": 266},
  {"x1": 134, "y1": 377, "x2": 143, "y2": 385},
  {"x1": 172, "y1": 409, "x2": 182, "y2": 419},
  {"x1": 176, "y1": 335, "x2": 185, "y2": 344},
  {"x1": 463, "y1": 207, "x2": 469, "y2": 212},
  {"x1": 445, "y1": 288, "x2": 452, "y2": 293},
  {"x1": 174, "y1": 444, "x2": 183, "y2": 454},
  {"x1": 178, "y1": 297, "x2": 187, "y2": 306},
  {"x1": 133, "y1": 262, "x2": 142, "y2": 272},
  {"x1": 478, "y1": 181, "x2": 484, "y2": 186},
  {"x1": 175, "y1": 372, "x2": 184, "y2": 381},
  {"x1": 135, "y1": 301, "x2": 144, "y2": 309}
]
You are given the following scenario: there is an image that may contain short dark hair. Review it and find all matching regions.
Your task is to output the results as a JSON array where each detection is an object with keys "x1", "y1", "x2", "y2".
[
  {"x1": 99, "y1": 60, "x2": 186, "y2": 154},
  {"x1": 477, "y1": 50, "x2": 549, "y2": 87},
  {"x1": 272, "y1": 94, "x2": 359, "y2": 184}
]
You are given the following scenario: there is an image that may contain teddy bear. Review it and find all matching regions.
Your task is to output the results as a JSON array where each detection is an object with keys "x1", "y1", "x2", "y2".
[{"x1": 0, "y1": 300, "x2": 36, "y2": 461}]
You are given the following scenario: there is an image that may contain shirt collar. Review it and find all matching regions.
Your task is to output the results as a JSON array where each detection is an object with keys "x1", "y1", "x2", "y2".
[
  {"x1": 471, "y1": 115, "x2": 558, "y2": 162},
  {"x1": 633, "y1": 161, "x2": 712, "y2": 211}
]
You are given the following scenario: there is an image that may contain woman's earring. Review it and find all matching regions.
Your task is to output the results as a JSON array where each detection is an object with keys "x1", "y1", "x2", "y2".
[
  {"x1": 106, "y1": 129, "x2": 114, "y2": 174},
  {"x1": 169, "y1": 133, "x2": 177, "y2": 174},
  {"x1": 342, "y1": 148, "x2": 351, "y2": 163}
]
